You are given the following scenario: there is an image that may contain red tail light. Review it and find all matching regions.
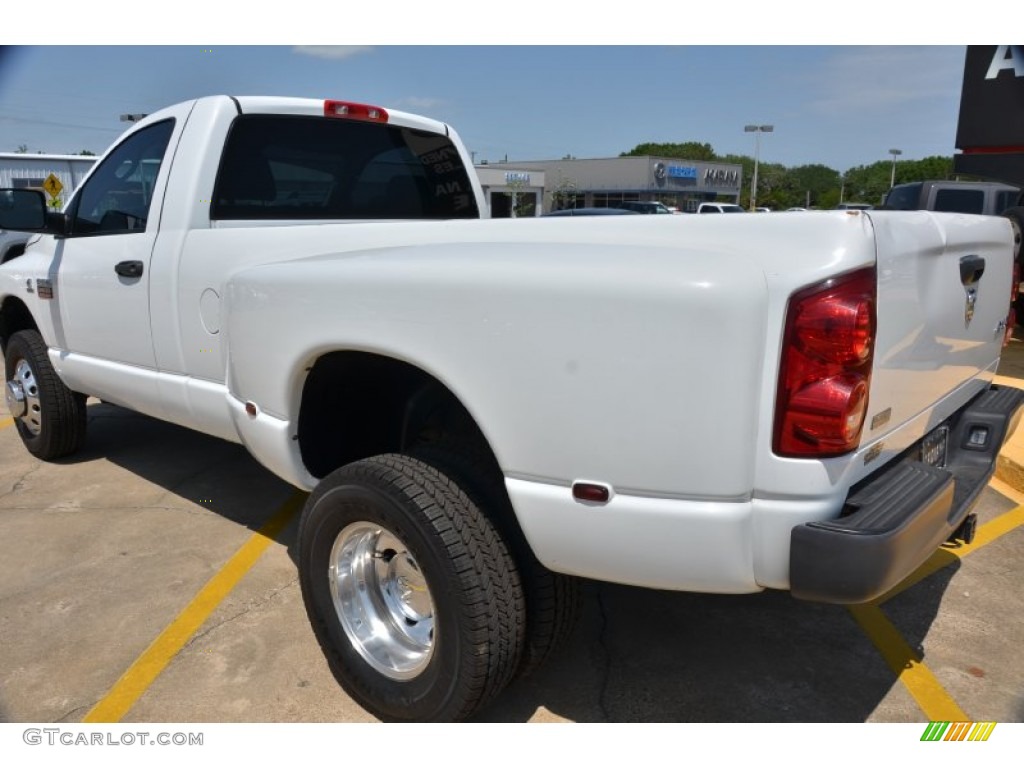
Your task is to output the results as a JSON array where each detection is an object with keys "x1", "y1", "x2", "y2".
[
  {"x1": 774, "y1": 267, "x2": 877, "y2": 458},
  {"x1": 323, "y1": 100, "x2": 389, "y2": 123}
]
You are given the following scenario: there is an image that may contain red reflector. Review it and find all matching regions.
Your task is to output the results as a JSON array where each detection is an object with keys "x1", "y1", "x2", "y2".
[
  {"x1": 323, "y1": 100, "x2": 389, "y2": 123},
  {"x1": 572, "y1": 483, "x2": 610, "y2": 504}
]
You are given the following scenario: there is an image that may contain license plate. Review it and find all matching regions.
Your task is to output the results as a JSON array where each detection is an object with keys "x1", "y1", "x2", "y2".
[{"x1": 921, "y1": 425, "x2": 949, "y2": 468}]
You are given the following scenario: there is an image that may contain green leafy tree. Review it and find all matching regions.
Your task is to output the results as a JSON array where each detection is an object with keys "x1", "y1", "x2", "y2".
[
  {"x1": 549, "y1": 174, "x2": 580, "y2": 212},
  {"x1": 893, "y1": 155, "x2": 954, "y2": 185},
  {"x1": 620, "y1": 141, "x2": 716, "y2": 160},
  {"x1": 786, "y1": 164, "x2": 841, "y2": 208},
  {"x1": 842, "y1": 162, "x2": 892, "y2": 205}
]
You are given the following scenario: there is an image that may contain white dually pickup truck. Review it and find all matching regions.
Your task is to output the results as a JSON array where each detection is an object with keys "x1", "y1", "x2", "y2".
[{"x1": 1, "y1": 95, "x2": 1022, "y2": 722}]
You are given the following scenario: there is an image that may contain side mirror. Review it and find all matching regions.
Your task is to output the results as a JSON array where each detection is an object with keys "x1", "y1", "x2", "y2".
[{"x1": 0, "y1": 189, "x2": 67, "y2": 235}]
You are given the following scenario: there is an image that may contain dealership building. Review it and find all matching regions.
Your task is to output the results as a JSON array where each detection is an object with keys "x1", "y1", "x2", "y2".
[{"x1": 480, "y1": 156, "x2": 744, "y2": 214}]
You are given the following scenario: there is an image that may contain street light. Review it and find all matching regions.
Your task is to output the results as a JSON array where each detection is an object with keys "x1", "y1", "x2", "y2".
[
  {"x1": 888, "y1": 148, "x2": 902, "y2": 188},
  {"x1": 745, "y1": 124, "x2": 773, "y2": 211}
]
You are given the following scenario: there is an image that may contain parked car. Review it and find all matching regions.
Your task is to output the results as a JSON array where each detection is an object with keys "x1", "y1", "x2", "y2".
[
  {"x1": 0, "y1": 230, "x2": 31, "y2": 264},
  {"x1": 614, "y1": 201, "x2": 674, "y2": 214},
  {"x1": 543, "y1": 207, "x2": 640, "y2": 216},
  {"x1": 696, "y1": 202, "x2": 745, "y2": 213}
]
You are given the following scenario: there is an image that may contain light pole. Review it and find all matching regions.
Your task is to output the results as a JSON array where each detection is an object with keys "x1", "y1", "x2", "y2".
[
  {"x1": 745, "y1": 124, "x2": 773, "y2": 211},
  {"x1": 888, "y1": 148, "x2": 902, "y2": 188}
]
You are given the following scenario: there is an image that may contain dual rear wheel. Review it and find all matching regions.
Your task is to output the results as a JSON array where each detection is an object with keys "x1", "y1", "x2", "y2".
[{"x1": 298, "y1": 452, "x2": 580, "y2": 721}]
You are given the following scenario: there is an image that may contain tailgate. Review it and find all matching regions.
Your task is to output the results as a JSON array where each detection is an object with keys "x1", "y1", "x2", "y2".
[{"x1": 864, "y1": 211, "x2": 1014, "y2": 450}]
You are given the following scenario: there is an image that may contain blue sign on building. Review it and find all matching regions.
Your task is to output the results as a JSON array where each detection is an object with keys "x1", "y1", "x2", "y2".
[{"x1": 667, "y1": 166, "x2": 698, "y2": 179}]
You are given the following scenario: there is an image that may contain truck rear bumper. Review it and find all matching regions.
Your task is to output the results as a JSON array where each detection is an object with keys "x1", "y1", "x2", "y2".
[{"x1": 789, "y1": 384, "x2": 1024, "y2": 604}]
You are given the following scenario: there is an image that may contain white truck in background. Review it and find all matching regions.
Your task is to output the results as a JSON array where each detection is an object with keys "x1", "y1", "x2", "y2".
[{"x1": 1, "y1": 94, "x2": 1022, "y2": 721}]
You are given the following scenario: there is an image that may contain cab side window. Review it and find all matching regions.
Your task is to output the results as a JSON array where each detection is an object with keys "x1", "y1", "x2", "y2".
[{"x1": 68, "y1": 120, "x2": 175, "y2": 236}]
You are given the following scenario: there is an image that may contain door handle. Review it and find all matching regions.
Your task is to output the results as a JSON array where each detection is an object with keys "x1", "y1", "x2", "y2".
[
  {"x1": 115, "y1": 260, "x2": 144, "y2": 278},
  {"x1": 959, "y1": 254, "x2": 985, "y2": 286}
]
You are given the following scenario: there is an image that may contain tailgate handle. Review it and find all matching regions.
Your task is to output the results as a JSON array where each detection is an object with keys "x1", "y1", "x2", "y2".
[
  {"x1": 960, "y1": 254, "x2": 985, "y2": 286},
  {"x1": 115, "y1": 260, "x2": 144, "y2": 278}
]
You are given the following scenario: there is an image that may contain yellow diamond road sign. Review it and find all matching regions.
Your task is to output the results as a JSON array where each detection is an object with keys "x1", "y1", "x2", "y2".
[{"x1": 43, "y1": 173, "x2": 63, "y2": 198}]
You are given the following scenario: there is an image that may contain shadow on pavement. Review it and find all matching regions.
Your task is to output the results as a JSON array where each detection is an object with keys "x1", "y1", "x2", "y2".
[
  {"x1": 58, "y1": 402, "x2": 300, "y2": 542},
  {"x1": 478, "y1": 568, "x2": 959, "y2": 722},
  {"x1": 52, "y1": 402, "x2": 962, "y2": 723}
]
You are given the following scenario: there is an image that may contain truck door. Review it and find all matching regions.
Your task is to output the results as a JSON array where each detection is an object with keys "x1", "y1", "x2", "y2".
[{"x1": 50, "y1": 108, "x2": 189, "y2": 413}]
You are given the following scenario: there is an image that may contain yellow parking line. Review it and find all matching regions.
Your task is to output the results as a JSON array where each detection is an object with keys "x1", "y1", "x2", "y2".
[
  {"x1": 848, "y1": 501, "x2": 1024, "y2": 721},
  {"x1": 849, "y1": 604, "x2": 969, "y2": 721},
  {"x1": 0, "y1": 417, "x2": 13, "y2": 431},
  {"x1": 83, "y1": 491, "x2": 305, "y2": 723}
]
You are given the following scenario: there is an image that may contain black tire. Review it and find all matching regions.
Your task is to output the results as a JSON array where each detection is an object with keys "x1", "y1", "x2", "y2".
[
  {"x1": 298, "y1": 454, "x2": 525, "y2": 722},
  {"x1": 412, "y1": 439, "x2": 582, "y2": 676},
  {"x1": 4, "y1": 329, "x2": 87, "y2": 460}
]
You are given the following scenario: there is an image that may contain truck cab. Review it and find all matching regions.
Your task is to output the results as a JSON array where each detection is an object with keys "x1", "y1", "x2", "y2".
[{"x1": 884, "y1": 180, "x2": 1020, "y2": 215}]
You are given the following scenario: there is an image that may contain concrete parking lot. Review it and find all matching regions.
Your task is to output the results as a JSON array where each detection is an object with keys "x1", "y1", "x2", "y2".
[{"x1": 2, "y1": 353, "x2": 1023, "y2": 723}]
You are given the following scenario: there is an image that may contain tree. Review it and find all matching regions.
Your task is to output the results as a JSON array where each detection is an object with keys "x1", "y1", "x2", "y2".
[
  {"x1": 895, "y1": 155, "x2": 953, "y2": 185},
  {"x1": 77, "y1": 150, "x2": 96, "y2": 156},
  {"x1": 549, "y1": 174, "x2": 579, "y2": 212},
  {"x1": 620, "y1": 141, "x2": 716, "y2": 160},
  {"x1": 842, "y1": 162, "x2": 892, "y2": 205}
]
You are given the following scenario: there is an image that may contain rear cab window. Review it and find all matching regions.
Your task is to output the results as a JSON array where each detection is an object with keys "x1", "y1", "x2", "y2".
[{"x1": 211, "y1": 115, "x2": 479, "y2": 221}]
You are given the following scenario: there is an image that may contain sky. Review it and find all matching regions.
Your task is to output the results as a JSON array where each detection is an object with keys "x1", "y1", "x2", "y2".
[{"x1": 0, "y1": 5, "x2": 1002, "y2": 174}]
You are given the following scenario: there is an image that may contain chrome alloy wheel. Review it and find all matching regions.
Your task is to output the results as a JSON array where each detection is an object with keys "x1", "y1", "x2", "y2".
[
  {"x1": 6, "y1": 359, "x2": 41, "y2": 435},
  {"x1": 329, "y1": 521, "x2": 436, "y2": 680}
]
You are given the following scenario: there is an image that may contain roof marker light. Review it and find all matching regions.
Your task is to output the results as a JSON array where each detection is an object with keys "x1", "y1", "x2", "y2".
[{"x1": 323, "y1": 100, "x2": 389, "y2": 123}]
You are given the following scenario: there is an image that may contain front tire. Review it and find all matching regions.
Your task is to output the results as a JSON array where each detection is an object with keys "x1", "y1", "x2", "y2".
[
  {"x1": 298, "y1": 454, "x2": 525, "y2": 721},
  {"x1": 4, "y1": 329, "x2": 87, "y2": 460}
]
